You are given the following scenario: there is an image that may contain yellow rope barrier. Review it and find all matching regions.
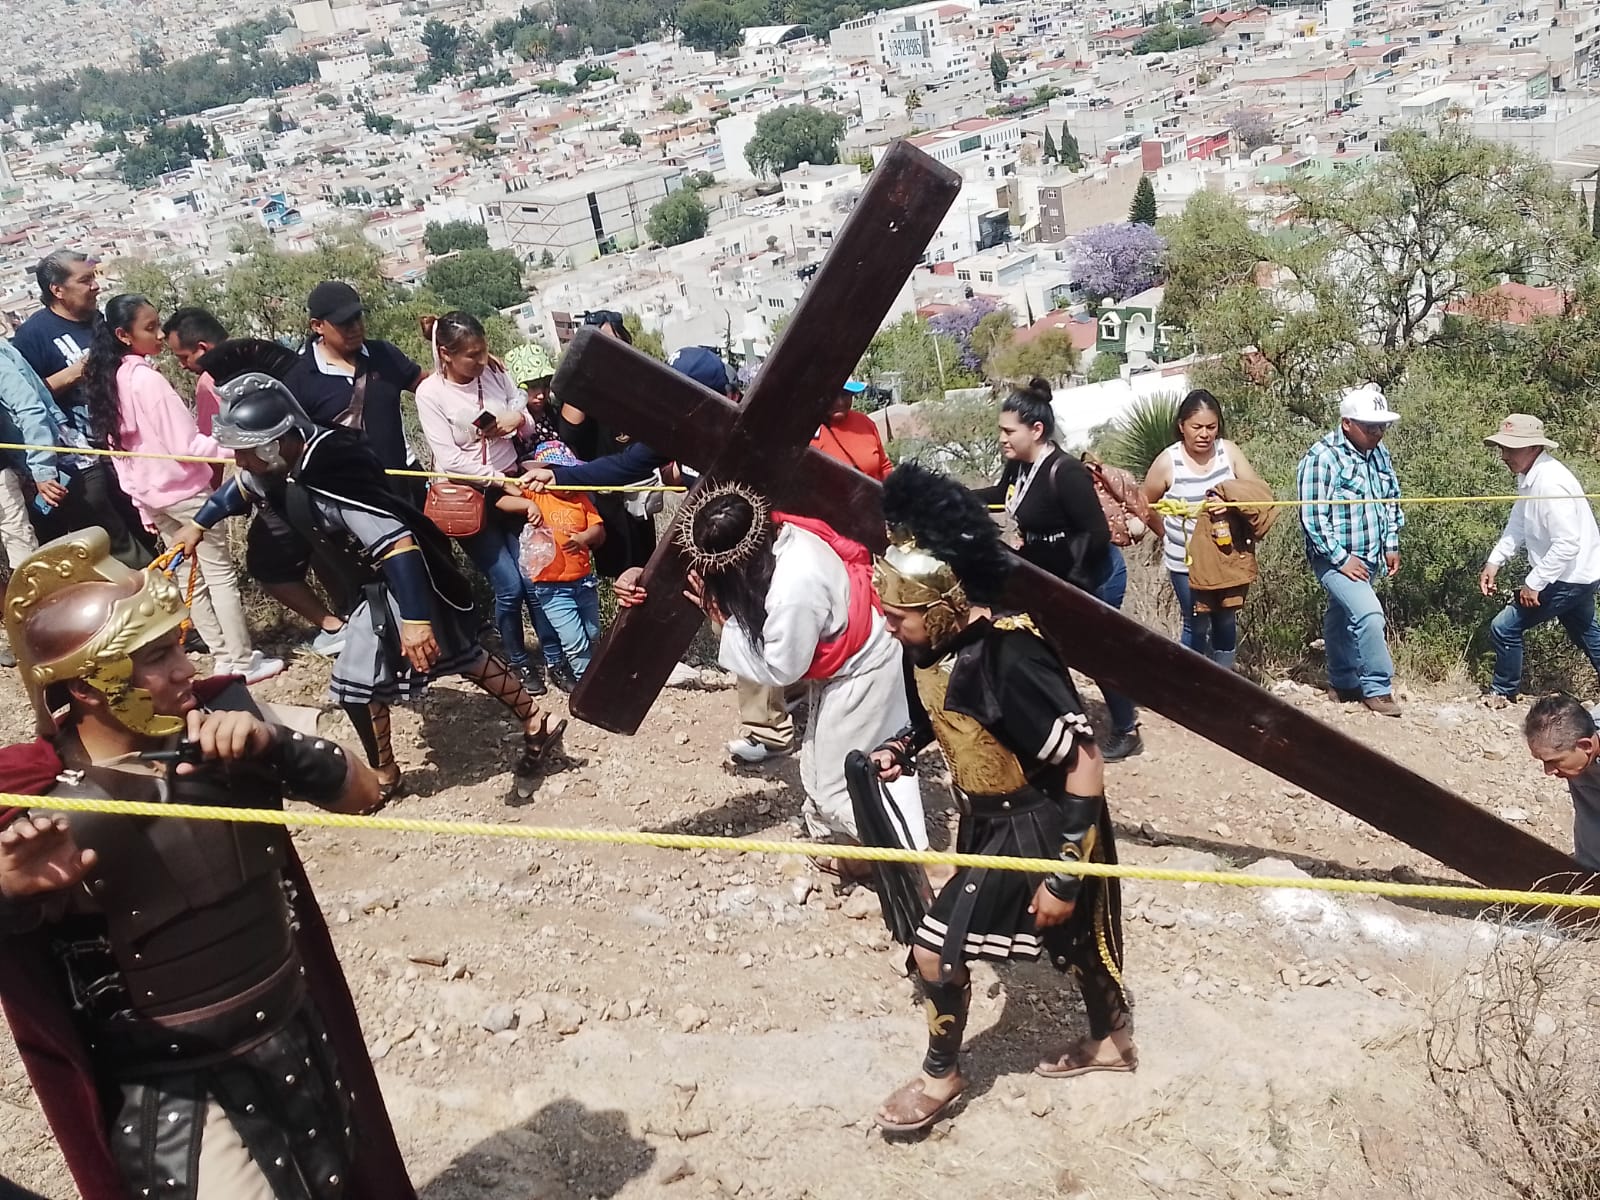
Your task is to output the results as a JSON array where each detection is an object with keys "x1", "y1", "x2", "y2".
[
  {"x1": 12, "y1": 794, "x2": 1597, "y2": 911},
  {"x1": 0, "y1": 442, "x2": 685, "y2": 495}
]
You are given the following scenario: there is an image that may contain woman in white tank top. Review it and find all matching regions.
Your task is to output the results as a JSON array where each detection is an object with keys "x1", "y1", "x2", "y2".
[{"x1": 1142, "y1": 390, "x2": 1261, "y2": 668}]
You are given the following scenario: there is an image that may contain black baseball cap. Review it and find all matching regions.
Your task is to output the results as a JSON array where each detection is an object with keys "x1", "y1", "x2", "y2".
[{"x1": 307, "y1": 280, "x2": 363, "y2": 324}]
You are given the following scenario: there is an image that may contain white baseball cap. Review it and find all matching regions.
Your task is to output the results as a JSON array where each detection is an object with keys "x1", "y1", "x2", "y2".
[{"x1": 1337, "y1": 384, "x2": 1400, "y2": 425}]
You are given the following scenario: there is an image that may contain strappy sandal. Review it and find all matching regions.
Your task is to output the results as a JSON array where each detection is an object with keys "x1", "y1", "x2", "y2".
[
  {"x1": 516, "y1": 715, "x2": 569, "y2": 774},
  {"x1": 874, "y1": 1076, "x2": 966, "y2": 1134},
  {"x1": 1034, "y1": 1037, "x2": 1138, "y2": 1079},
  {"x1": 808, "y1": 854, "x2": 875, "y2": 885}
]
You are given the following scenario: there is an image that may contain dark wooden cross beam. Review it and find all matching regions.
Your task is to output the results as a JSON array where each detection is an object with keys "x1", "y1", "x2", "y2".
[{"x1": 553, "y1": 141, "x2": 1582, "y2": 897}]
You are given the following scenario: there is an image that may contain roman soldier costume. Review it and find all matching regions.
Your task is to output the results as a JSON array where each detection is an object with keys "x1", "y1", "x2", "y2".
[
  {"x1": 0, "y1": 528, "x2": 412, "y2": 1199},
  {"x1": 855, "y1": 462, "x2": 1133, "y2": 1133}
]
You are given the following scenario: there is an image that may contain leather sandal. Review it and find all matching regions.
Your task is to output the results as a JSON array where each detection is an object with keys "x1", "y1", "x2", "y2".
[
  {"x1": 874, "y1": 1076, "x2": 966, "y2": 1134},
  {"x1": 1035, "y1": 1036, "x2": 1138, "y2": 1078},
  {"x1": 517, "y1": 715, "x2": 569, "y2": 774}
]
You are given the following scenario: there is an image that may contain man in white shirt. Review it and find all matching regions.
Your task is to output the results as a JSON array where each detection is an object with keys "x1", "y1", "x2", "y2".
[{"x1": 1478, "y1": 414, "x2": 1600, "y2": 706}]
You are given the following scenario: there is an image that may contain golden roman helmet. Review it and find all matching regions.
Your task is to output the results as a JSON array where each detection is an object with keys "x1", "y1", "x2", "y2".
[
  {"x1": 873, "y1": 532, "x2": 970, "y2": 650},
  {"x1": 5, "y1": 529, "x2": 189, "y2": 737}
]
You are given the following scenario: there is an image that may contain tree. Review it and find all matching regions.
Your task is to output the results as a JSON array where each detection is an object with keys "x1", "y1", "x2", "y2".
[
  {"x1": 538, "y1": 248, "x2": 556, "y2": 268},
  {"x1": 1160, "y1": 191, "x2": 1265, "y2": 328},
  {"x1": 1042, "y1": 126, "x2": 1058, "y2": 162},
  {"x1": 620, "y1": 128, "x2": 641, "y2": 148},
  {"x1": 928, "y1": 296, "x2": 1002, "y2": 374},
  {"x1": 422, "y1": 19, "x2": 461, "y2": 74},
  {"x1": 989, "y1": 48, "x2": 1009, "y2": 92},
  {"x1": 1290, "y1": 126, "x2": 1588, "y2": 381},
  {"x1": 1224, "y1": 107, "x2": 1275, "y2": 152},
  {"x1": 647, "y1": 188, "x2": 710, "y2": 246},
  {"x1": 363, "y1": 110, "x2": 395, "y2": 135},
  {"x1": 744, "y1": 105, "x2": 846, "y2": 178},
  {"x1": 246, "y1": 151, "x2": 266, "y2": 171},
  {"x1": 424, "y1": 219, "x2": 489, "y2": 255},
  {"x1": 906, "y1": 89, "x2": 922, "y2": 113},
  {"x1": 970, "y1": 308, "x2": 1016, "y2": 367},
  {"x1": 1592, "y1": 182, "x2": 1599, "y2": 239},
  {"x1": 1130, "y1": 175, "x2": 1157, "y2": 225},
  {"x1": 1069, "y1": 222, "x2": 1166, "y2": 305},
  {"x1": 1060, "y1": 122, "x2": 1083, "y2": 170},
  {"x1": 424, "y1": 248, "x2": 527, "y2": 317},
  {"x1": 990, "y1": 329, "x2": 1080, "y2": 385},
  {"x1": 314, "y1": 92, "x2": 337, "y2": 107},
  {"x1": 209, "y1": 130, "x2": 227, "y2": 159},
  {"x1": 679, "y1": 0, "x2": 744, "y2": 53},
  {"x1": 664, "y1": 96, "x2": 691, "y2": 115},
  {"x1": 622, "y1": 312, "x2": 666, "y2": 361},
  {"x1": 858, "y1": 313, "x2": 970, "y2": 405},
  {"x1": 267, "y1": 109, "x2": 286, "y2": 134}
]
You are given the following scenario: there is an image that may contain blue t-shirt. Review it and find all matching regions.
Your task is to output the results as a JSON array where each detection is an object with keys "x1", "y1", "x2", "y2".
[
  {"x1": 11, "y1": 307, "x2": 97, "y2": 423},
  {"x1": 282, "y1": 339, "x2": 422, "y2": 472}
]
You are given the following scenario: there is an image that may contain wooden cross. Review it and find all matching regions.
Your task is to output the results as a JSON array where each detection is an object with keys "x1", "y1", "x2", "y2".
[{"x1": 553, "y1": 141, "x2": 1582, "y2": 897}]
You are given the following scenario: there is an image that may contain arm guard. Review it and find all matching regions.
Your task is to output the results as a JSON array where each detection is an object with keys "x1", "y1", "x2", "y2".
[
  {"x1": 872, "y1": 724, "x2": 925, "y2": 775},
  {"x1": 378, "y1": 544, "x2": 432, "y2": 623},
  {"x1": 194, "y1": 477, "x2": 251, "y2": 529},
  {"x1": 1043, "y1": 792, "x2": 1104, "y2": 904},
  {"x1": 267, "y1": 727, "x2": 353, "y2": 810}
]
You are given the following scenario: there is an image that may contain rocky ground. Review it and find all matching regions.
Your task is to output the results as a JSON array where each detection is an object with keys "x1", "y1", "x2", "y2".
[{"x1": 0, "y1": 646, "x2": 1591, "y2": 1199}]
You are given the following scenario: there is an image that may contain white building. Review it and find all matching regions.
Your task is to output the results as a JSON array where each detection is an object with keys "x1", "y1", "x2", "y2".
[
  {"x1": 488, "y1": 165, "x2": 682, "y2": 266},
  {"x1": 779, "y1": 162, "x2": 862, "y2": 207}
]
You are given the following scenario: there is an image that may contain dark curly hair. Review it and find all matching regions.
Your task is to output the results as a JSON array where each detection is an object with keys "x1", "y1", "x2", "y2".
[
  {"x1": 882, "y1": 460, "x2": 1013, "y2": 606},
  {"x1": 689, "y1": 492, "x2": 777, "y2": 647},
  {"x1": 82, "y1": 292, "x2": 154, "y2": 450}
]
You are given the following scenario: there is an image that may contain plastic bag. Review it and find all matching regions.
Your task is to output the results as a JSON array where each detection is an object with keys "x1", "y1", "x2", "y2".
[{"x1": 519, "y1": 521, "x2": 556, "y2": 579}]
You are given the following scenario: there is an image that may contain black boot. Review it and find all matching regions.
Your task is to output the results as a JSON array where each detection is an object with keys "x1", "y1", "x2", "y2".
[
  {"x1": 918, "y1": 976, "x2": 972, "y2": 1079},
  {"x1": 1101, "y1": 728, "x2": 1143, "y2": 763},
  {"x1": 518, "y1": 662, "x2": 548, "y2": 697},
  {"x1": 548, "y1": 662, "x2": 578, "y2": 693}
]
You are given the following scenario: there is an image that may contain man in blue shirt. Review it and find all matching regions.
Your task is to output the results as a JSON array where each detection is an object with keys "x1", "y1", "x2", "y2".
[
  {"x1": 8, "y1": 251, "x2": 154, "y2": 569},
  {"x1": 281, "y1": 281, "x2": 425, "y2": 503},
  {"x1": 1295, "y1": 384, "x2": 1405, "y2": 717}
]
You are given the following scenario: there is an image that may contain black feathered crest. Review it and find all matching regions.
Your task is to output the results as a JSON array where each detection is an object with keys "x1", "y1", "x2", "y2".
[
  {"x1": 196, "y1": 337, "x2": 300, "y2": 385},
  {"x1": 882, "y1": 461, "x2": 1012, "y2": 605}
]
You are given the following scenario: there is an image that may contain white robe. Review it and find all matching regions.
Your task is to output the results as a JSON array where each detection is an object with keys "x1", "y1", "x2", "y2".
[{"x1": 718, "y1": 524, "x2": 927, "y2": 845}]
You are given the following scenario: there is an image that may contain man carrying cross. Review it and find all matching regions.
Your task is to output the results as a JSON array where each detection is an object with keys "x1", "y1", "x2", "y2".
[{"x1": 614, "y1": 481, "x2": 930, "y2": 878}]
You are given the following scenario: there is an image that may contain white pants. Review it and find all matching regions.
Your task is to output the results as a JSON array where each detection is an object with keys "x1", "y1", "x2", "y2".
[
  {"x1": 0, "y1": 468, "x2": 38, "y2": 569},
  {"x1": 800, "y1": 630, "x2": 928, "y2": 848},
  {"x1": 153, "y1": 493, "x2": 254, "y2": 663}
]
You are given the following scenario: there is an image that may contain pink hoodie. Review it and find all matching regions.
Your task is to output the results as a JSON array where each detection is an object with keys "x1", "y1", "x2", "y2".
[{"x1": 110, "y1": 357, "x2": 228, "y2": 523}]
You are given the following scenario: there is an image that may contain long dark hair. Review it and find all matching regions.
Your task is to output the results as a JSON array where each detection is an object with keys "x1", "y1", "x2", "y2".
[
  {"x1": 1000, "y1": 376, "x2": 1056, "y2": 442},
  {"x1": 691, "y1": 493, "x2": 777, "y2": 648},
  {"x1": 82, "y1": 292, "x2": 152, "y2": 450},
  {"x1": 1175, "y1": 388, "x2": 1225, "y2": 440}
]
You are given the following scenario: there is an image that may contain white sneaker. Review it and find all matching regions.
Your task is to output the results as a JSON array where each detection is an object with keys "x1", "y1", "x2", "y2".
[
  {"x1": 308, "y1": 626, "x2": 347, "y2": 657},
  {"x1": 727, "y1": 734, "x2": 792, "y2": 765},
  {"x1": 219, "y1": 650, "x2": 286, "y2": 686}
]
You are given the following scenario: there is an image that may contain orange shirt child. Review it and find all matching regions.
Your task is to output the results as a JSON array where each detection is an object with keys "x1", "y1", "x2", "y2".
[{"x1": 529, "y1": 489, "x2": 604, "y2": 583}]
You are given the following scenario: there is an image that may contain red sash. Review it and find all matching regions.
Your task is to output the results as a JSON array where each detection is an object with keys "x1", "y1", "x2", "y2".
[{"x1": 773, "y1": 512, "x2": 882, "y2": 681}]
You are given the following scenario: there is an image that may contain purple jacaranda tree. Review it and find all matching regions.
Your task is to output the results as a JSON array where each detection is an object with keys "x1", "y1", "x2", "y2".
[
  {"x1": 928, "y1": 295, "x2": 999, "y2": 372},
  {"x1": 1069, "y1": 222, "x2": 1167, "y2": 305}
]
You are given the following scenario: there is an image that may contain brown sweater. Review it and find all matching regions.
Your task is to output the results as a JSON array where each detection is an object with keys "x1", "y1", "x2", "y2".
[{"x1": 1187, "y1": 478, "x2": 1278, "y2": 608}]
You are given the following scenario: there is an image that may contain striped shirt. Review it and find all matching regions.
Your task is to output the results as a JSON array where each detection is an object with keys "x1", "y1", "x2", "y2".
[
  {"x1": 1295, "y1": 429, "x2": 1404, "y2": 566},
  {"x1": 1161, "y1": 441, "x2": 1234, "y2": 574}
]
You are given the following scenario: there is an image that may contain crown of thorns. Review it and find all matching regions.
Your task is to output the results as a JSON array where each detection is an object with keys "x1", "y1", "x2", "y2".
[{"x1": 673, "y1": 481, "x2": 773, "y2": 573}]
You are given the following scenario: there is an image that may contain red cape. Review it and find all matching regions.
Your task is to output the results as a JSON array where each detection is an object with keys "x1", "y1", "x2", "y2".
[
  {"x1": 0, "y1": 678, "x2": 415, "y2": 1199},
  {"x1": 773, "y1": 513, "x2": 883, "y2": 681}
]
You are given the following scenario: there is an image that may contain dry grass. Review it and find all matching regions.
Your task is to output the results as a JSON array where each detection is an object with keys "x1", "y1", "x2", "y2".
[{"x1": 1426, "y1": 911, "x2": 1600, "y2": 1200}]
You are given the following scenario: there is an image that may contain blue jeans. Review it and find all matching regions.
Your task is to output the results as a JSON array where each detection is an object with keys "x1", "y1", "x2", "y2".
[
  {"x1": 1311, "y1": 554, "x2": 1393, "y2": 697},
  {"x1": 459, "y1": 522, "x2": 544, "y2": 670},
  {"x1": 1168, "y1": 570, "x2": 1238, "y2": 659},
  {"x1": 530, "y1": 576, "x2": 602, "y2": 674},
  {"x1": 1093, "y1": 547, "x2": 1139, "y2": 735},
  {"x1": 1489, "y1": 580, "x2": 1600, "y2": 697}
]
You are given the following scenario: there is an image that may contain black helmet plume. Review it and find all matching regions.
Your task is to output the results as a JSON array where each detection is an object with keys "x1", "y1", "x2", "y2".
[{"x1": 881, "y1": 462, "x2": 1012, "y2": 606}]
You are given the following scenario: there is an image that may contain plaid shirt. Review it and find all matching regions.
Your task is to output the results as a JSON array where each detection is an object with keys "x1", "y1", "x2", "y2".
[{"x1": 1295, "y1": 428, "x2": 1404, "y2": 565}]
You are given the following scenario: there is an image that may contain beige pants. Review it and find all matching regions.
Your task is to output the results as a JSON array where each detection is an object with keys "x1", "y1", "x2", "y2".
[
  {"x1": 197, "y1": 1099, "x2": 276, "y2": 1200},
  {"x1": 153, "y1": 493, "x2": 254, "y2": 664},
  {"x1": 737, "y1": 676, "x2": 795, "y2": 751},
  {"x1": 0, "y1": 467, "x2": 38, "y2": 570}
]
